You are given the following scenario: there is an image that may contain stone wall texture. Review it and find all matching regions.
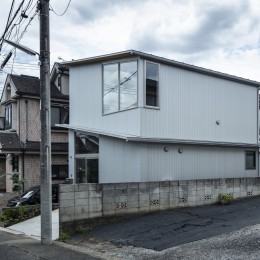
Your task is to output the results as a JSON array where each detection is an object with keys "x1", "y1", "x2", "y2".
[{"x1": 59, "y1": 177, "x2": 260, "y2": 224}]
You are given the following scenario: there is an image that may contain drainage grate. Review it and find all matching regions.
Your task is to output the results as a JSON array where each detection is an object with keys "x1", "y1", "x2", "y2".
[
  {"x1": 179, "y1": 197, "x2": 188, "y2": 203},
  {"x1": 150, "y1": 199, "x2": 159, "y2": 206},
  {"x1": 205, "y1": 194, "x2": 211, "y2": 200},
  {"x1": 247, "y1": 191, "x2": 253, "y2": 196},
  {"x1": 116, "y1": 202, "x2": 127, "y2": 209}
]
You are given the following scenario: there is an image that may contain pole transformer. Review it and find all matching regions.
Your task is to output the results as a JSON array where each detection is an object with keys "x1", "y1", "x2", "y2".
[{"x1": 39, "y1": 0, "x2": 52, "y2": 245}]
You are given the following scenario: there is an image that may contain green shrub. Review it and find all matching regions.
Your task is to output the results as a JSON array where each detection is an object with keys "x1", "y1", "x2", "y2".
[{"x1": 218, "y1": 193, "x2": 234, "y2": 202}]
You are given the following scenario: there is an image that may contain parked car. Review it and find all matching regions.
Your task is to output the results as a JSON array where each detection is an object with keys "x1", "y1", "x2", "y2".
[{"x1": 7, "y1": 184, "x2": 59, "y2": 207}]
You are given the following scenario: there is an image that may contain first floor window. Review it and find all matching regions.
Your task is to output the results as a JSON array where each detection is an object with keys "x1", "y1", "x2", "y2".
[
  {"x1": 76, "y1": 158, "x2": 99, "y2": 184},
  {"x1": 52, "y1": 165, "x2": 68, "y2": 180},
  {"x1": 103, "y1": 60, "x2": 137, "y2": 114},
  {"x1": 245, "y1": 151, "x2": 256, "y2": 170}
]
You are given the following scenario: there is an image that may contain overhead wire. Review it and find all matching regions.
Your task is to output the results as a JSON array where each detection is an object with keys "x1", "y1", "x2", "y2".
[{"x1": 50, "y1": 0, "x2": 72, "y2": 16}]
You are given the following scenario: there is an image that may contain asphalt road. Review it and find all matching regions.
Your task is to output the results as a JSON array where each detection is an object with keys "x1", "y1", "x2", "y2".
[{"x1": 90, "y1": 196, "x2": 260, "y2": 251}]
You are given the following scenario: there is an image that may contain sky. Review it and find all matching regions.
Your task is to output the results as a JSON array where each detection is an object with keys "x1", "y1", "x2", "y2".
[{"x1": 0, "y1": 0, "x2": 260, "y2": 94}]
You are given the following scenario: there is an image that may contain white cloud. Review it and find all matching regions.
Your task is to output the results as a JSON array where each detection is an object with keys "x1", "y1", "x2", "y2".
[{"x1": 0, "y1": 0, "x2": 260, "y2": 94}]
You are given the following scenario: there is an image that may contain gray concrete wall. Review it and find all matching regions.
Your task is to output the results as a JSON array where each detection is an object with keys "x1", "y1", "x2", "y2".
[{"x1": 59, "y1": 177, "x2": 260, "y2": 224}]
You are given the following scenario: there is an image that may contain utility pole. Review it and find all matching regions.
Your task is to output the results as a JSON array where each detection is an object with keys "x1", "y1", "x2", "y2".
[{"x1": 39, "y1": 0, "x2": 52, "y2": 245}]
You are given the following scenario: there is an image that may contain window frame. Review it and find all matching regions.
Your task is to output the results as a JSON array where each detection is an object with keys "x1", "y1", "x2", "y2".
[
  {"x1": 102, "y1": 59, "x2": 138, "y2": 115},
  {"x1": 5, "y1": 105, "x2": 12, "y2": 130},
  {"x1": 51, "y1": 105, "x2": 69, "y2": 128},
  {"x1": 51, "y1": 165, "x2": 68, "y2": 180},
  {"x1": 245, "y1": 151, "x2": 256, "y2": 170},
  {"x1": 144, "y1": 60, "x2": 160, "y2": 109}
]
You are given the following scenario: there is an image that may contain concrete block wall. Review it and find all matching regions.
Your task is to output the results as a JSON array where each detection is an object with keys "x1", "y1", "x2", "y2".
[{"x1": 59, "y1": 177, "x2": 260, "y2": 224}]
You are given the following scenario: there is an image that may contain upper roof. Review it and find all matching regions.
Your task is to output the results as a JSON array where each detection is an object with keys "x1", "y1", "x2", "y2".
[
  {"x1": 64, "y1": 50, "x2": 260, "y2": 87},
  {"x1": 9, "y1": 74, "x2": 69, "y2": 100}
]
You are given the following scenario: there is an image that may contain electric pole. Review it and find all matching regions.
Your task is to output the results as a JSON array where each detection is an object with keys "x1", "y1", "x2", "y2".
[{"x1": 39, "y1": 0, "x2": 52, "y2": 245}]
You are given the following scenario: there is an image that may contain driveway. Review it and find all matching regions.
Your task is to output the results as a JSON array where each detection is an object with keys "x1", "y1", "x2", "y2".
[{"x1": 89, "y1": 196, "x2": 260, "y2": 251}]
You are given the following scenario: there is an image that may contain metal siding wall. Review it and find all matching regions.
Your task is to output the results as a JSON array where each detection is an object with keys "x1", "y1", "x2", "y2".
[
  {"x1": 140, "y1": 143, "x2": 258, "y2": 181},
  {"x1": 70, "y1": 64, "x2": 141, "y2": 136},
  {"x1": 99, "y1": 136, "x2": 141, "y2": 183},
  {"x1": 141, "y1": 64, "x2": 257, "y2": 143}
]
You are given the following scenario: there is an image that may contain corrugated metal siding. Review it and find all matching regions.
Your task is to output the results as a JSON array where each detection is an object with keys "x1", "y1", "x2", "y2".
[
  {"x1": 70, "y1": 64, "x2": 141, "y2": 136},
  {"x1": 141, "y1": 64, "x2": 258, "y2": 143},
  {"x1": 140, "y1": 143, "x2": 258, "y2": 181},
  {"x1": 99, "y1": 136, "x2": 141, "y2": 183}
]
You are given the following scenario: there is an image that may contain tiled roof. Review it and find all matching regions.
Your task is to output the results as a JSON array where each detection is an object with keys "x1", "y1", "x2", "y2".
[
  {"x1": 25, "y1": 141, "x2": 68, "y2": 153},
  {"x1": 0, "y1": 132, "x2": 22, "y2": 152},
  {"x1": 10, "y1": 74, "x2": 68, "y2": 100}
]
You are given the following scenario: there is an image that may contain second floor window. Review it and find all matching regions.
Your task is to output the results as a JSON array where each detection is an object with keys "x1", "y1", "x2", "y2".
[
  {"x1": 5, "y1": 105, "x2": 12, "y2": 129},
  {"x1": 145, "y1": 62, "x2": 159, "y2": 107},
  {"x1": 103, "y1": 61, "x2": 138, "y2": 114},
  {"x1": 51, "y1": 106, "x2": 69, "y2": 127}
]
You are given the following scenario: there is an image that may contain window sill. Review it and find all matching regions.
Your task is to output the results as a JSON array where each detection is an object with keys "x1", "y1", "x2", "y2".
[{"x1": 144, "y1": 105, "x2": 160, "y2": 110}]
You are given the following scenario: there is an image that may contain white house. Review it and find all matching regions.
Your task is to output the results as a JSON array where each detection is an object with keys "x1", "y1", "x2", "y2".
[{"x1": 61, "y1": 50, "x2": 260, "y2": 184}]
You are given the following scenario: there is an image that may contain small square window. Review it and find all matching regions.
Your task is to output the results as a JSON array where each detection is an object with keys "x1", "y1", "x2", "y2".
[{"x1": 245, "y1": 151, "x2": 256, "y2": 170}]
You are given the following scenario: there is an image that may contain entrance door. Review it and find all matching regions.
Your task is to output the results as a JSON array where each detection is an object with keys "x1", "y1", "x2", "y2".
[{"x1": 76, "y1": 158, "x2": 98, "y2": 184}]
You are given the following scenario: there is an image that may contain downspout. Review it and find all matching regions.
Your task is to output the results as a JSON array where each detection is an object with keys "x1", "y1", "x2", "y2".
[
  {"x1": 21, "y1": 142, "x2": 26, "y2": 192},
  {"x1": 257, "y1": 86, "x2": 260, "y2": 177},
  {"x1": 25, "y1": 100, "x2": 28, "y2": 141}
]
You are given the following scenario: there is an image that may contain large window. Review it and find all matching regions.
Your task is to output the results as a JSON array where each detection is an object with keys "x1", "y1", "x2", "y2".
[
  {"x1": 245, "y1": 151, "x2": 256, "y2": 170},
  {"x1": 145, "y1": 62, "x2": 159, "y2": 107},
  {"x1": 52, "y1": 165, "x2": 68, "y2": 180},
  {"x1": 103, "y1": 61, "x2": 137, "y2": 114},
  {"x1": 51, "y1": 106, "x2": 69, "y2": 127},
  {"x1": 5, "y1": 105, "x2": 12, "y2": 129}
]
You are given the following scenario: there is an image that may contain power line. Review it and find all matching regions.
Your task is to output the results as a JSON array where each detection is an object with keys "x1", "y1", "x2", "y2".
[{"x1": 50, "y1": 0, "x2": 72, "y2": 16}]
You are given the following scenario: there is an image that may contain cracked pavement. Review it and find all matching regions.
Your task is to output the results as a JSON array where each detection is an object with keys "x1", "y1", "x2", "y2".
[{"x1": 88, "y1": 196, "x2": 260, "y2": 251}]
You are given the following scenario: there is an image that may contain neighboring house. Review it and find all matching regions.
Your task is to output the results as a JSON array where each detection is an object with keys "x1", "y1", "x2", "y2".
[
  {"x1": 61, "y1": 50, "x2": 260, "y2": 184},
  {"x1": 0, "y1": 63, "x2": 69, "y2": 192}
]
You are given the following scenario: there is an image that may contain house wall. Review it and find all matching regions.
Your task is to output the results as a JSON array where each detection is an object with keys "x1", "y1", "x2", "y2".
[
  {"x1": 139, "y1": 143, "x2": 258, "y2": 181},
  {"x1": 69, "y1": 62, "x2": 141, "y2": 136},
  {"x1": 99, "y1": 136, "x2": 141, "y2": 183},
  {"x1": 140, "y1": 62, "x2": 258, "y2": 143},
  {"x1": 51, "y1": 132, "x2": 68, "y2": 142},
  {"x1": 99, "y1": 136, "x2": 258, "y2": 183},
  {"x1": 0, "y1": 158, "x2": 6, "y2": 191},
  {"x1": 19, "y1": 99, "x2": 41, "y2": 142}
]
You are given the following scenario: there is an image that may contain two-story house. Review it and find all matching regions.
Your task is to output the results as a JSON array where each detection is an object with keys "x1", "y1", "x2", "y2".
[
  {"x1": 60, "y1": 50, "x2": 259, "y2": 184},
  {"x1": 0, "y1": 63, "x2": 69, "y2": 192}
]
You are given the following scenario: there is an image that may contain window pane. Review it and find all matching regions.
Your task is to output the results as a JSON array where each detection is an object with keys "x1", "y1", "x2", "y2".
[
  {"x1": 61, "y1": 106, "x2": 69, "y2": 124},
  {"x1": 103, "y1": 64, "x2": 119, "y2": 114},
  {"x1": 51, "y1": 107, "x2": 60, "y2": 127},
  {"x1": 246, "y1": 151, "x2": 256, "y2": 170},
  {"x1": 146, "y1": 62, "x2": 159, "y2": 107},
  {"x1": 5, "y1": 106, "x2": 11, "y2": 129},
  {"x1": 87, "y1": 159, "x2": 99, "y2": 183},
  {"x1": 120, "y1": 61, "x2": 138, "y2": 110},
  {"x1": 76, "y1": 159, "x2": 98, "y2": 183},
  {"x1": 75, "y1": 134, "x2": 99, "y2": 154}
]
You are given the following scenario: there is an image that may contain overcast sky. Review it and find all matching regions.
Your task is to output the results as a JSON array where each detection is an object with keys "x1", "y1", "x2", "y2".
[{"x1": 0, "y1": 0, "x2": 260, "y2": 93}]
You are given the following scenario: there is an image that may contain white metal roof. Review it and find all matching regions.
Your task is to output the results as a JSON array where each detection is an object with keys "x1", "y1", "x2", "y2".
[{"x1": 63, "y1": 50, "x2": 260, "y2": 87}]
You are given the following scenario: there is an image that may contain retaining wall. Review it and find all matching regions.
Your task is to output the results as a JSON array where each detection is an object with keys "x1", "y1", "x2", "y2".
[{"x1": 59, "y1": 178, "x2": 260, "y2": 225}]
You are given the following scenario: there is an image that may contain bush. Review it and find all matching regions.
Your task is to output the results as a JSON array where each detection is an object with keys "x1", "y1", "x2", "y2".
[
  {"x1": 218, "y1": 193, "x2": 234, "y2": 204},
  {"x1": 0, "y1": 205, "x2": 41, "y2": 227}
]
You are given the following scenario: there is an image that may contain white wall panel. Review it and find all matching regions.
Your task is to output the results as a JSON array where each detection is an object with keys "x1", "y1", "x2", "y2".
[
  {"x1": 140, "y1": 143, "x2": 258, "y2": 181},
  {"x1": 141, "y1": 64, "x2": 258, "y2": 143},
  {"x1": 99, "y1": 136, "x2": 141, "y2": 183},
  {"x1": 70, "y1": 64, "x2": 141, "y2": 136}
]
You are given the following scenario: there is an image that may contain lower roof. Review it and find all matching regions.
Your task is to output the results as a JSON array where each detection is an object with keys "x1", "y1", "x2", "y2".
[{"x1": 60, "y1": 124, "x2": 260, "y2": 149}]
